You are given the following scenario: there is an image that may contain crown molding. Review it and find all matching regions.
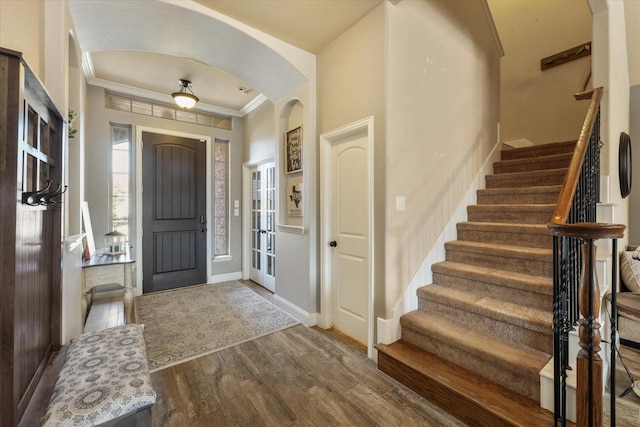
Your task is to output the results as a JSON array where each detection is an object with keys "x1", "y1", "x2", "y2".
[
  {"x1": 81, "y1": 51, "x2": 256, "y2": 118},
  {"x1": 240, "y1": 93, "x2": 268, "y2": 116}
]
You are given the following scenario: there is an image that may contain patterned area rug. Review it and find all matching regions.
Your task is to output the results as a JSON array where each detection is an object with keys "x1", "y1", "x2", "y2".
[{"x1": 135, "y1": 281, "x2": 299, "y2": 372}]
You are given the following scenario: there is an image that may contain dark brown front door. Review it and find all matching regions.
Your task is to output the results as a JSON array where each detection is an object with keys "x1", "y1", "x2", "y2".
[{"x1": 142, "y1": 132, "x2": 206, "y2": 293}]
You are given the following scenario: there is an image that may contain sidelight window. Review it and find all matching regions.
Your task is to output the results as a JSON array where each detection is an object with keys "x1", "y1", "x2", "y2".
[
  {"x1": 214, "y1": 138, "x2": 229, "y2": 257},
  {"x1": 110, "y1": 123, "x2": 131, "y2": 235}
]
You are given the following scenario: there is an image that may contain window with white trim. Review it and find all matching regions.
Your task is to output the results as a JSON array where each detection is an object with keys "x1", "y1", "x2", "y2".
[
  {"x1": 213, "y1": 138, "x2": 229, "y2": 256},
  {"x1": 110, "y1": 123, "x2": 131, "y2": 235}
]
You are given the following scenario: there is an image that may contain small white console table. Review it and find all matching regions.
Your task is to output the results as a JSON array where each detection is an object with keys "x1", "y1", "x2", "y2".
[{"x1": 82, "y1": 251, "x2": 135, "y2": 328}]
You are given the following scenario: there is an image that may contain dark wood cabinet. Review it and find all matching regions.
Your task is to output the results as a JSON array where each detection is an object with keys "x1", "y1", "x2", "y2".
[{"x1": 0, "y1": 47, "x2": 64, "y2": 427}]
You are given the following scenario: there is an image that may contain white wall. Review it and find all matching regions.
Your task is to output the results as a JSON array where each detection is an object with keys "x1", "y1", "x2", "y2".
[
  {"x1": 590, "y1": 0, "x2": 630, "y2": 248},
  {"x1": 488, "y1": 0, "x2": 592, "y2": 145},
  {"x1": 317, "y1": 3, "x2": 386, "y2": 324},
  {"x1": 384, "y1": 0, "x2": 501, "y2": 317},
  {"x1": 242, "y1": 101, "x2": 275, "y2": 163},
  {"x1": 625, "y1": 0, "x2": 640, "y2": 244},
  {"x1": 628, "y1": 84, "x2": 640, "y2": 244}
]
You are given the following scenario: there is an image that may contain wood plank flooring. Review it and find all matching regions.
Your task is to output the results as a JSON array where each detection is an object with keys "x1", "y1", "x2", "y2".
[
  {"x1": 150, "y1": 323, "x2": 467, "y2": 426},
  {"x1": 605, "y1": 344, "x2": 640, "y2": 425},
  {"x1": 19, "y1": 280, "x2": 640, "y2": 426}
]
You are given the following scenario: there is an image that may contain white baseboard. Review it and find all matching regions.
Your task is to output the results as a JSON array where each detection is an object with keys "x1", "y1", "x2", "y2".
[
  {"x1": 273, "y1": 295, "x2": 318, "y2": 326},
  {"x1": 210, "y1": 271, "x2": 242, "y2": 283}
]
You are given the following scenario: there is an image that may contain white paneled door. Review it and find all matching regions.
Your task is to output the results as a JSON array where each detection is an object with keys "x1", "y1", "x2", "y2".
[
  {"x1": 329, "y1": 133, "x2": 369, "y2": 344},
  {"x1": 249, "y1": 163, "x2": 276, "y2": 292}
]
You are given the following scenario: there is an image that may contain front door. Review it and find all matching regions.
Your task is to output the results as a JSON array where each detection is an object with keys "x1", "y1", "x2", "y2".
[
  {"x1": 141, "y1": 132, "x2": 207, "y2": 293},
  {"x1": 329, "y1": 132, "x2": 370, "y2": 344},
  {"x1": 249, "y1": 162, "x2": 276, "y2": 292}
]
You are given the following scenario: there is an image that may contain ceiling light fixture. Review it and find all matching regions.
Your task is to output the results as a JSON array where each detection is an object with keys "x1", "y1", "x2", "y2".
[{"x1": 171, "y1": 79, "x2": 199, "y2": 109}]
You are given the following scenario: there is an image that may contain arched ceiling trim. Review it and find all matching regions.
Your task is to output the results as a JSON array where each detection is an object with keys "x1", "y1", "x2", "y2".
[{"x1": 67, "y1": 0, "x2": 308, "y2": 102}]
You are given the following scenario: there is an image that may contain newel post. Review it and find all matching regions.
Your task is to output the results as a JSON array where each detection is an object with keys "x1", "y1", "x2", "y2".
[
  {"x1": 548, "y1": 223, "x2": 625, "y2": 427},
  {"x1": 576, "y1": 240, "x2": 601, "y2": 427}
]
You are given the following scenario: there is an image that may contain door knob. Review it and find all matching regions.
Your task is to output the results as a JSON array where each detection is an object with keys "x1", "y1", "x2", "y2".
[{"x1": 329, "y1": 241, "x2": 337, "y2": 247}]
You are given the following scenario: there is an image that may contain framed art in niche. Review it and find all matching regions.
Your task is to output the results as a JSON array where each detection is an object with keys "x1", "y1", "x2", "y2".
[{"x1": 285, "y1": 126, "x2": 302, "y2": 174}]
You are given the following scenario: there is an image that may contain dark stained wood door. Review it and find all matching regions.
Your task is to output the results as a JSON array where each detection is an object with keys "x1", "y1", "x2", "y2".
[{"x1": 142, "y1": 132, "x2": 207, "y2": 293}]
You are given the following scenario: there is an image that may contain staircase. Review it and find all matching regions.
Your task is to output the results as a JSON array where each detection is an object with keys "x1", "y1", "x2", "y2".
[{"x1": 376, "y1": 141, "x2": 579, "y2": 427}]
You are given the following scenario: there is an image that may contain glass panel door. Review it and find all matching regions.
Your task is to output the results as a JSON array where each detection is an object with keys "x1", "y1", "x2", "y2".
[{"x1": 249, "y1": 163, "x2": 275, "y2": 292}]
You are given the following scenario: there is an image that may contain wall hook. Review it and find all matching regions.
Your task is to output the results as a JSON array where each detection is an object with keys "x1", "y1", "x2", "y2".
[
  {"x1": 40, "y1": 184, "x2": 68, "y2": 205},
  {"x1": 22, "y1": 179, "x2": 53, "y2": 205}
]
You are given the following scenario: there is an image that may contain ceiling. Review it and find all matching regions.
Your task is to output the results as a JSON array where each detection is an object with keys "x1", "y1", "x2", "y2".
[{"x1": 73, "y1": 0, "x2": 382, "y2": 116}]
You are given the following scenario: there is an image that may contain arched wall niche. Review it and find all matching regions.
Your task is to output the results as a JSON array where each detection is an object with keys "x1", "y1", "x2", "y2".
[{"x1": 279, "y1": 98, "x2": 304, "y2": 229}]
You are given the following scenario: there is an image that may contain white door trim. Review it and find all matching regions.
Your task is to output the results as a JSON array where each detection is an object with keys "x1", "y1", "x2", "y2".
[
  {"x1": 320, "y1": 116, "x2": 375, "y2": 358},
  {"x1": 242, "y1": 154, "x2": 275, "y2": 282},
  {"x1": 135, "y1": 126, "x2": 212, "y2": 293}
]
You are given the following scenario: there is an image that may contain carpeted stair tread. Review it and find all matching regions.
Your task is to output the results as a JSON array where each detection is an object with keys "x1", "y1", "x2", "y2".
[
  {"x1": 416, "y1": 284, "x2": 552, "y2": 335},
  {"x1": 467, "y1": 204, "x2": 555, "y2": 224},
  {"x1": 400, "y1": 311, "x2": 550, "y2": 377},
  {"x1": 501, "y1": 140, "x2": 576, "y2": 161},
  {"x1": 431, "y1": 261, "x2": 552, "y2": 310},
  {"x1": 457, "y1": 221, "x2": 551, "y2": 248},
  {"x1": 432, "y1": 261, "x2": 552, "y2": 295},
  {"x1": 485, "y1": 168, "x2": 567, "y2": 188},
  {"x1": 493, "y1": 152, "x2": 573, "y2": 174},
  {"x1": 477, "y1": 185, "x2": 562, "y2": 205},
  {"x1": 444, "y1": 240, "x2": 552, "y2": 259},
  {"x1": 445, "y1": 240, "x2": 552, "y2": 276},
  {"x1": 375, "y1": 340, "x2": 565, "y2": 427},
  {"x1": 382, "y1": 142, "x2": 571, "y2": 414}
]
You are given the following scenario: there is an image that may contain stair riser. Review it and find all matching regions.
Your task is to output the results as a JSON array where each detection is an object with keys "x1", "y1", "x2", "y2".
[
  {"x1": 467, "y1": 210, "x2": 552, "y2": 224},
  {"x1": 376, "y1": 352, "x2": 517, "y2": 427},
  {"x1": 445, "y1": 250, "x2": 552, "y2": 277},
  {"x1": 401, "y1": 327, "x2": 540, "y2": 402},
  {"x1": 431, "y1": 271, "x2": 552, "y2": 310},
  {"x1": 416, "y1": 297, "x2": 552, "y2": 354},
  {"x1": 486, "y1": 174, "x2": 565, "y2": 189},
  {"x1": 493, "y1": 158, "x2": 571, "y2": 174},
  {"x1": 476, "y1": 191, "x2": 559, "y2": 205},
  {"x1": 456, "y1": 228, "x2": 552, "y2": 249}
]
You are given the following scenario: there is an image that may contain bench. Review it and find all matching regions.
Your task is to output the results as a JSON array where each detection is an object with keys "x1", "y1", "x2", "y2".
[{"x1": 41, "y1": 324, "x2": 156, "y2": 427}]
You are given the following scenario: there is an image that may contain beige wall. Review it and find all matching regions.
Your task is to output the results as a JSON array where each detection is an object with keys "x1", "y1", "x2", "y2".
[
  {"x1": 630, "y1": 85, "x2": 640, "y2": 244},
  {"x1": 242, "y1": 101, "x2": 275, "y2": 163},
  {"x1": 590, "y1": 0, "x2": 630, "y2": 247},
  {"x1": 489, "y1": 0, "x2": 592, "y2": 145},
  {"x1": 625, "y1": 0, "x2": 640, "y2": 87},
  {"x1": 317, "y1": 3, "x2": 386, "y2": 320},
  {"x1": 384, "y1": 0, "x2": 501, "y2": 317},
  {"x1": 0, "y1": 0, "x2": 45, "y2": 78}
]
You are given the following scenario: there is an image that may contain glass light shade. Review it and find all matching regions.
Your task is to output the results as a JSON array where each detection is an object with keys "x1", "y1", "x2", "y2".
[
  {"x1": 172, "y1": 92, "x2": 199, "y2": 109},
  {"x1": 105, "y1": 230, "x2": 127, "y2": 255}
]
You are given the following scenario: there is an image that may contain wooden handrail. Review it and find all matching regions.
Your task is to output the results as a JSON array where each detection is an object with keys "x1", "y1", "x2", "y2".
[
  {"x1": 548, "y1": 222, "x2": 625, "y2": 240},
  {"x1": 548, "y1": 86, "x2": 603, "y2": 225},
  {"x1": 574, "y1": 62, "x2": 593, "y2": 100}
]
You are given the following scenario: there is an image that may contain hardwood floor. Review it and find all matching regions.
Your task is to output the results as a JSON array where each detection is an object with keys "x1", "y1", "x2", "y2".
[
  {"x1": 20, "y1": 280, "x2": 640, "y2": 426},
  {"x1": 150, "y1": 321, "x2": 466, "y2": 426},
  {"x1": 605, "y1": 344, "x2": 640, "y2": 425}
]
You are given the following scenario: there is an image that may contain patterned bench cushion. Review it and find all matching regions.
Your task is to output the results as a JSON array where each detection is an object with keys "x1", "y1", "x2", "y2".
[{"x1": 42, "y1": 324, "x2": 156, "y2": 427}]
